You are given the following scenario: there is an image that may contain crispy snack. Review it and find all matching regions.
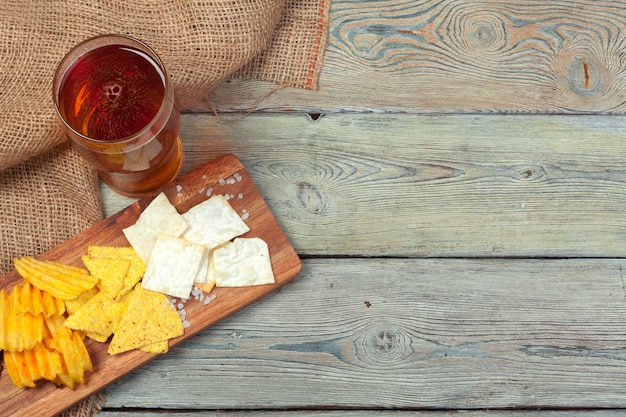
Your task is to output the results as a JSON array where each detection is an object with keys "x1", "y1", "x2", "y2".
[
  {"x1": 64, "y1": 290, "x2": 131, "y2": 341},
  {"x1": 82, "y1": 255, "x2": 130, "y2": 299},
  {"x1": 12, "y1": 281, "x2": 65, "y2": 318},
  {"x1": 0, "y1": 288, "x2": 45, "y2": 352},
  {"x1": 64, "y1": 286, "x2": 99, "y2": 315},
  {"x1": 3, "y1": 342, "x2": 64, "y2": 388},
  {"x1": 14, "y1": 256, "x2": 98, "y2": 300},
  {"x1": 44, "y1": 315, "x2": 93, "y2": 389},
  {"x1": 87, "y1": 246, "x2": 146, "y2": 298},
  {"x1": 108, "y1": 285, "x2": 183, "y2": 355}
]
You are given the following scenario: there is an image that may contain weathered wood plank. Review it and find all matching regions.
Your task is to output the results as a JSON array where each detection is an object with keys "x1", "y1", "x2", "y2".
[
  {"x1": 198, "y1": 0, "x2": 626, "y2": 114},
  {"x1": 102, "y1": 258, "x2": 626, "y2": 410},
  {"x1": 103, "y1": 112, "x2": 626, "y2": 257},
  {"x1": 99, "y1": 411, "x2": 626, "y2": 417}
]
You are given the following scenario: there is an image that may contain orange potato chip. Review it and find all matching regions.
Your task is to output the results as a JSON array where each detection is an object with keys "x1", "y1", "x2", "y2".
[
  {"x1": 44, "y1": 315, "x2": 93, "y2": 389},
  {"x1": 12, "y1": 281, "x2": 65, "y2": 318},
  {"x1": 3, "y1": 342, "x2": 64, "y2": 388},
  {"x1": 14, "y1": 257, "x2": 98, "y2": 300},
  {"x1": 0, "y1": 288, "x2": 44, "y2": 352}
]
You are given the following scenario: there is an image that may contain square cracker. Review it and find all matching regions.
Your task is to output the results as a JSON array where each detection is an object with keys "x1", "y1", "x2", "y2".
[
  {"x1": 122, "y1": 193, "x2": 188, "y2": 264},
  {"x1": 141, "y1": 234, "x2": 207, "y2": 299},
  {"x1": 214, "y1": 237, "x2": 275, "y2": 287},
  {"x1": 182, "y1": 194, "x2": 249, "y2": 250}
]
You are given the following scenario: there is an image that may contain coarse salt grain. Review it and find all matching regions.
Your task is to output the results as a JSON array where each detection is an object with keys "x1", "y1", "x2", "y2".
[
  {"x1": 238, "y1": 193, "x2": 244, "y2": 199},
  {"x1": 206, "y1": 187, "x2": 213, "y2": 197},
  {"x1": 183, "y1": 320, "x2": 191, "y2": 328},
  {"x1": 227, "y1": 178, "x2": 236, "y2": 185},
  {"x1": 199, "y1": 188, "x2": 205, "y2": 194},
  {"x1": 234, "y1": 173, "x2": 242, "y2": 182},
  {"x1": 218, "y1": 178, "x2": 226, "y2": 186},
  {"x1": 204, "y1": 294, "x2": 217, "y2": 305},
  {"x1": 241, "y1": 209, "x2": 250, "y2": 221}
]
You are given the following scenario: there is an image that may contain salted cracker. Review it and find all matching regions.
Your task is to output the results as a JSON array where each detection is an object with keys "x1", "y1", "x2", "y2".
[
  {"x1": 214, "y1": 237, "x2": 275, "y2": 287},
  {"x1": 182, "y1": 195, "x2": 250, "y2": 250},
  {"x1": 141, "y1": 234, "x2": 207, "y2": 299},
  {"x1": 122, "y1": 192, "x2": 188, "y2": 264}
]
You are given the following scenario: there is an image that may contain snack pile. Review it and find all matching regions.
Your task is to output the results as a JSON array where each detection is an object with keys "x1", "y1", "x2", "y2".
[{"x1": 0, "y1": 192, "x2": 275, "y2": 390}]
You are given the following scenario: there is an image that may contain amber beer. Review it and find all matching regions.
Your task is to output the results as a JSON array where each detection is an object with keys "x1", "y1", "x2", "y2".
[{"x1": 53, "y1": 35, "x2": 182, "y2": 197}]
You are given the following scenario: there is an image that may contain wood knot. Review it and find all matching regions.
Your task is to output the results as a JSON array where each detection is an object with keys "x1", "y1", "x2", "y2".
[
  {"x1": 296, "y1": 181, "x2": 326, "y2": 214},
  {"x1": 355, "y1": 324, "x2": 414, "y2": 366},
  {"x1": 512, "y1": 165, "x2": 546, "y2": 181}
]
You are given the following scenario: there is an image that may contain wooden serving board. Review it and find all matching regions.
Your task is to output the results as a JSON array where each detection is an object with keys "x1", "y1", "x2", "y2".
[{"x1": 0, "y1": 154, "x2": 302, "y2": 417}]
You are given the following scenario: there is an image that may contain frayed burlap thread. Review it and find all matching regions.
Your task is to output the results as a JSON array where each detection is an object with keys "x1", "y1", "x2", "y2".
[
  {"x1": 0, "y1": 1, "x2": 329, "y2": 416},
  {"x1": 233, "y1": 0, "x2": 331, "y2": 89}
]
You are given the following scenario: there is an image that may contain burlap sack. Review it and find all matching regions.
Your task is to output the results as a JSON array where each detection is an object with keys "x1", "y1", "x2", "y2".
[{"x1": 0, "y1": 0, "x2": 330, "y2": 416}]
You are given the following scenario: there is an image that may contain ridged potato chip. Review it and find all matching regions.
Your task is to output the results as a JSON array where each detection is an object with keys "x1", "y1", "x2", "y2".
[
  {"x1": 0, "y1": 288, "x2": 45, "y2": 352},
  {"x1": 3, "y1": 342, "x2": 63, "y2": 388},
  {"x1": 12, "y1": 281, "x2": 65, "y2": 318},
  {"x1": 14, "y1": 257, "x2": 98, "y2": 300}
]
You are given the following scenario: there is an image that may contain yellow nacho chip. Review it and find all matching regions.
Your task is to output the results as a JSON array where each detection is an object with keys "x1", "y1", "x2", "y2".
[
  {"x1": 85, "y1": 332, "x2": 109, "y2": 343},
  {"x1": 64, "y1": 286, "x2": 100, "y2": 315},
  {"x1": 87, "y1": 246, "x2": 146, "y2": 298},
  {"x1": 64, "y1": 290, "x2": 131, "y2": 340},
  {"x1": 139, "y1": 340, "x2": 169, "y2": 354},
  {"x1": 108, "y1": 285, "x2": 184, "y2": 355},
  {"x1": 82, "y1": 255, "x2": 131, "y2": 299}
]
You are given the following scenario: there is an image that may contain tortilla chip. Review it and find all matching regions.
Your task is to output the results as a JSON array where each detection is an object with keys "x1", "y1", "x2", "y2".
[
  {"x1": 139, "y1": 340, "x2": 169, "y2": 354},
  {"x1": 64, "y1": 287, "x2": 100, "y2": 315},
  {"x1": 82, "y1": 255, "x2": 131, "y2": 299},
  {"x1": 108, "y1": 286, "x2": 184, "y2": 355},
  {"x1": 64, "y1": 291, "x2": 131, "y2": 339},
  {"x1": 87, "y1": 246, "x2": 146, "y2": 298}
]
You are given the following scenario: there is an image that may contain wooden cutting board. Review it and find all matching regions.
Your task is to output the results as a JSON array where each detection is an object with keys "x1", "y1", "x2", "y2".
[{"x1": 0, "y1": 154, "x2": 302, "y2": 417}]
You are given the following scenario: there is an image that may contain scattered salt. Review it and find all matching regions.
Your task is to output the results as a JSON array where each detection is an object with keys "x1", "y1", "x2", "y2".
[
  {"x1": 176, "y1": 184, "x2": 182, "y2": 192},
  {"x1": 199, "y1": 188, "x2": 205, "y2": 194},
  {"x1": 183, "y1": 320, "x2": 191, "y2": 328},
  {"x1": 218, "y1": 178, "x2": 226, "y2": 186},
  {"x1": 241, "y1": 209, "x2": 250, "y2": 221},
  {"x1": 227, "y1": 178, "x2": 236, "y2": 185},
  {"x1": 238, "y1": 193, "x2": 244, "y2": 199},
  {"x1": 206, "y1": 187, "x2": 213, "y2": 197},
  {"x1": 234, "y1": 173, "x2": 242, "y2": 182}
]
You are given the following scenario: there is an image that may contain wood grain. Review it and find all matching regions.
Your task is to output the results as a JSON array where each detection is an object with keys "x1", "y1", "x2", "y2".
[
  {"x1": 102, "y1": 258, "x2": 626, "y2": 410},
  {"x1": 0, "y1": 154, "x2": 300, "y2": 417},
  {"x1": 103, "y1": 112, "x2": 626, "y2": 258},
  {"x1": 199, "y1": 0, "x2": 626, "y2": 114}
]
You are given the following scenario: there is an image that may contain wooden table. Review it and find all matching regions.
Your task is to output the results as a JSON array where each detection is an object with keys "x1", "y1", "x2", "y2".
[{"x1": 97, "y1": 1, "x2": 626, "y2": 415}]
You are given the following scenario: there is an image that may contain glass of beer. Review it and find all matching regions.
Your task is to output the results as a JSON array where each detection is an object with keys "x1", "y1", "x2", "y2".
[{"x1": 53, "y1": 34, "x2": 183, "y2": 197}]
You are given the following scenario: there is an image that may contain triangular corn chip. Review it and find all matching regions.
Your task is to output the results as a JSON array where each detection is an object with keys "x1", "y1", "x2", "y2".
[{"x1": 108, "y1": 286, "x2": 183, "y2": 355}]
